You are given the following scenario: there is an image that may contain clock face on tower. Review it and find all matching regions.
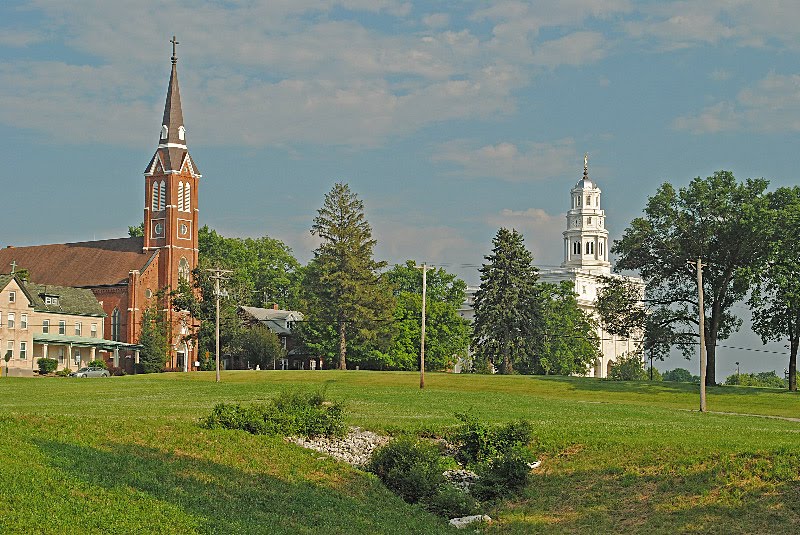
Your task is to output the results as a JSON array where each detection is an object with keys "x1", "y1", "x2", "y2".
[
  {"x1": 177, "y1": 218, "x2": 192, "y2": 240},
  {"x1": 180, "y1": 223, "x2": 188, "y2": 236}
]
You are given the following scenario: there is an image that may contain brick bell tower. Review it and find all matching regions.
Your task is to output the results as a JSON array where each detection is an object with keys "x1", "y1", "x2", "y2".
[{"x1": 142, "y1": 36, "x2": 201, "y2": 369}]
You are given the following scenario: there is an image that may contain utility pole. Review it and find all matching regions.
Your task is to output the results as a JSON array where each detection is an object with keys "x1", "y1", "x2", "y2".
[
  {"x1": 206, "y1": 268, "x2": 232, "y2": 383},
  {"x1": 415, "y1": 263, "x2": 434, "y2": 390},
  {"x1": 696, "y1": 257, "x2": 707, "y2": 412}
]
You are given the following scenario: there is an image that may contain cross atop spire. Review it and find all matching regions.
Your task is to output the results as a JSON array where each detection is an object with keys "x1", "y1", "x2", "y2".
[
  {"x1": 170, "y1": 35, "x2": 179, "y2": 65},
  {"x1": 10, "y1": 260, "x2": 17, "y2": 274}
]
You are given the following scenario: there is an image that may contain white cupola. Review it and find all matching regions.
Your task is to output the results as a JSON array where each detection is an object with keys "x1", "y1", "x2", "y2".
[{"x1": 561, "y1": 154, "x2": 611, "y2": 274}]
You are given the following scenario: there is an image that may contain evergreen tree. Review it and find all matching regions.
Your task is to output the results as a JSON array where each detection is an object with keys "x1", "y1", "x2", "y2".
[
  {"x1": 472, "y1": 228, "x2": 540, "y2": 374},
  {"x1": 138, "y1": 300, "x2": 170, "y2": 373},
  {"x1": 301, "y1": 183, "x2": 394, "y2": 369}
]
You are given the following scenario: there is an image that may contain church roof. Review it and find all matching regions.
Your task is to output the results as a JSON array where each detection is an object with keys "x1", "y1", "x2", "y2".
[
  {"x1": 161, "y1": 60, "x2": 184, "y2": 147},
  {"x1": 0, "y1": 237, "x2": 157, "y2": 288}
]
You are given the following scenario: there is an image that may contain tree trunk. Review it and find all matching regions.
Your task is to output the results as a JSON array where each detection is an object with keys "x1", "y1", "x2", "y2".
[
  {"x1": 790, "y1": 335, "x2": 797, "y2": 392},
  {"x1": 705, "y1": 320, "x2": 718, "y2": 386},
  {"x1": 338, "y1": 320, "x2": 347, "y2": 370}
]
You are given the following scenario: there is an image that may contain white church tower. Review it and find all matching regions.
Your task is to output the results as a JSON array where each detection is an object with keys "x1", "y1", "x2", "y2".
[
  {"x1": 539, "y1": 154, "x2": 644, "y2": 378},
  {"x1": 562, "y1": 154, "x2": 611, "y2": 273}
]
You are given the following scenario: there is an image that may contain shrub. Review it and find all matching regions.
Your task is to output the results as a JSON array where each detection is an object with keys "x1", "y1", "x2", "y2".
[
  {"x1": 607, "y1": 351, "x2": 647, "y2": 381},
  {"x1": 424, "y1": 484, "x2": 478, "y2": 518},
  {"x1": 107, "y1": 365, "x2": 126, "y2": 376},
  {"x1": 472, "y1": 445, "x2": 537, "y2": 501},
  {"x1": 201, "y1": 389, "x2": 346, "y2": 438},
  {"x1": 56, "y1": 368, "x2": 72, "y2": 377},
  {"x1": 88, "y1": 359, "x2": 107, "y2": 369},
  {"x1": 37, "y1": 357, "x2": 58, "y2": 374},
  {"x1": 725, "y1": 371, "x2": 787, "y2": 389},
  {"x1": 450, "y1": 413, "x2": 533, "y2": 465},
  {"x1": 367, "y1": 436, "x2": 445, "y2": 504}
]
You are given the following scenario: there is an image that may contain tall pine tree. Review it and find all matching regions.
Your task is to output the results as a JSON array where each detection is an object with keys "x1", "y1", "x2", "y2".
[
  {"x1": 302, "y1": 183, "x2": 393, "y2": 369},
  {"x1": 472, "y1": 228, "x2": 540, "y2": 374}
]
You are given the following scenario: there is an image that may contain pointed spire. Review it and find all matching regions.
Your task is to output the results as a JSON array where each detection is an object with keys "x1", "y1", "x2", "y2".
[
  {"x1": 583, "y1": 153, "x2": 589, "y2": 180},
  {"x1": 160, "y1": 35, "x2": 185, "y2": 147}
]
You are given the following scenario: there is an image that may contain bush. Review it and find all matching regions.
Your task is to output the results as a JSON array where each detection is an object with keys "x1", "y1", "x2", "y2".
[
  {"x1": 107, "y1": 365, "x2": 126, "y2": 376},
  {"x1": 450, "y1": 413, "x2": 533, "y2": 465},
  {"x1": 367, "y1": 436, "x2": 446, "y2": 504},
  {"x1": 88, "y1": 359, "x2": 107, "y2": 369},
  {"x1": 472, "y1": 445, "x2": 537, "y2": 501},
  {"x1": 663, "y1": 368, "x2": 699, "y2": 383},
  {"x1": 56, "y1": 368, "x2": 72, "y2": 377},
  {"x1": 725, "y1": 371, "x2": 787, "y2": 389},
  {"x1": 37, "y1": 358, "x2": 58, "y2": 374},
  {"x1": 424, "y1": 484, "x2": 478, "y2": 518},
  {"x1": 607, "y1": 351, "x2": 647, "y2": 381},
  {"x1": 202, "y1": 390, "x2": 346, "y2": 438}
]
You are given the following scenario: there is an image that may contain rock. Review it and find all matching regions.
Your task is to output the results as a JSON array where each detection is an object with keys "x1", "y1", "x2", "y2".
[
  {"x1": 443, "y1": 469, "x2": 479, "y2": 491},
  {"x1": 449, "y1": 515, "x2": 491, "y2": 529}
]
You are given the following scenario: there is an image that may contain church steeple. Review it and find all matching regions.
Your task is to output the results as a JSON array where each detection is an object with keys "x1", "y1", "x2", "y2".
[
  {"x1": 561, "y1": 154, "x2": 611, "y2": 273},
  {"x1": 160, "y1": 36, "x2": 186, "y2": 148}
]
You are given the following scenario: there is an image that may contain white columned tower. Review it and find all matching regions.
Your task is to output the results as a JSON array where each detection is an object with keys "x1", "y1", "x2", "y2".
[{"x1": 562, "y1": 154, "x2": 611, "y2": 275}]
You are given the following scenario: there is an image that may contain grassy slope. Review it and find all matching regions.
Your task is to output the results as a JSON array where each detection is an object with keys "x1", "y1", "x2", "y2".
[{"x1": 0, "y1": 371, "x2": 797, "y2": 534}]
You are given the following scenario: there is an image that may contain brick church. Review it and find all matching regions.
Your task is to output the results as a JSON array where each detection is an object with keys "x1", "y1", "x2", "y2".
[{"x1": 0, "y1": 41, "x2": 200, "y2": 372}]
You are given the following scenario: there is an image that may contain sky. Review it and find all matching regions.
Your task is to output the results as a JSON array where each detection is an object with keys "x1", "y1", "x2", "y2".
[{"x1": 1, "y1": 0, "x2": 799, "y2": 378}]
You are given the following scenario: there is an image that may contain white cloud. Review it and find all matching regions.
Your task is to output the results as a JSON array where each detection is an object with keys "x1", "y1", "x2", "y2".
[
  {"x1": 372, "y1": 222, "x2": 473, "y2": 266},
  {"x1": 422, "y1": 13, "x2": 450, "y2": 28},
  {"x1": 674, "y1": 73, "x2": 800, "y2": 134},
  {"x1": 709, "y1": 69, "x2": 732, "y2": 81},
  {"x1": 486, "y1": 208, "x2": 565, "y2": 266},
  {"x1": 432, "y1": 138, "x2": 578, "y2": 182},
  {"x1": 532, "y1": 31, "x2": 607, "y2": 67}
]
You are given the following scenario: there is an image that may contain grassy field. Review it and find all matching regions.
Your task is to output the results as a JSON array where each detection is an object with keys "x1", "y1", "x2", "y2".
[{"x1": 0, "y1": 371, "x2": 797, "y2": 534}]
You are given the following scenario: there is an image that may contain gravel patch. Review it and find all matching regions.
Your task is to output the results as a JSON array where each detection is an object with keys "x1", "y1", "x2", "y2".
[{"x1": 287, "y1": 427, "x2": 391, "y2": 467}]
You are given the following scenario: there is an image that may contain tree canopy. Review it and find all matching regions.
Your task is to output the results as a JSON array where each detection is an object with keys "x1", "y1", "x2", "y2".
[
  {"x1": 300, "y1": 183, "x2": 394, "y2": 369},
  {"x1": 380, "y1": 261, "x2": 470, "y2": 371},
  {"x1": 748, "y1": 186, "x2": 800, "y2": 391},
  {"x1": 613, "y1": 171, "x2": 771, "y2": 385}
]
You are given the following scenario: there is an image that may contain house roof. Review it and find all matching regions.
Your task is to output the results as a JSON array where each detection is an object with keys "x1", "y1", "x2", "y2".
[
  {"x1": 24, "y1": 281, "x2": 106, "y2": 317},
  {"x1": 0, "y1": 237, "x2": 156, "y2": 288},
  {"x1": 239, "y1": 306, "x2": 303, "y2": 336}
]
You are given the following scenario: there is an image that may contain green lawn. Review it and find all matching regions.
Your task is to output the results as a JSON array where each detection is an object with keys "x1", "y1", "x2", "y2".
[{"x1": 0, "y1": 371, "x2": 798, "y2": 533}]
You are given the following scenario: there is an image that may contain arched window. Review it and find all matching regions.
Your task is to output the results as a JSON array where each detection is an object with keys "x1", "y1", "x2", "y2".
[
  {"x1": 178, "y1": 182, "x2": 185, "y2": 212},
  {"x1": 159, "y1": 181, "x2": 166, "y2": 210},
  {"x1": 586, "y1": 195, "x2": 591, "y2": 205},
  {"x1": 573, "y1": 241, "x2": 581, "y2": 255},
  {"x1": 160, "y1": 125, "x2": 168, "y2": 140},
  {"x1": 179, "y1": 257, "x2": 190, "y2": 282},
  {"x1": 184, "y1": 183, "x2": 191, "y2": 212},
  {"x1": 151, "y1": 182, "x2": 159, "y2": 210},
  {"x1": 111, "y1": 308, "x2": 120, "y2": 342},
  {"x1": 178, "y1": 126, "x2": 185, "y2": 141}
]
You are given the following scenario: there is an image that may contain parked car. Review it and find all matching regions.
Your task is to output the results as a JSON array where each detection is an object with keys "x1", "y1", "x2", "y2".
[{"x1": 69, "y1": 366, "x2": 110, "y2": 378}]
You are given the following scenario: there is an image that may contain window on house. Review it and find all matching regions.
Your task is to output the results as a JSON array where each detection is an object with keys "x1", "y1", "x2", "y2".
[
  {"x1": 91, "y1": 323, "x2": 97, "y2": 338},
  {"x1": 19, "y1": 341, "x2": 26, "y2": 360},
  {"x1": 58, "y1": 350, "x2": 64, "y2": 363},
  {"x1": 7, "y1": 313, "x2": 14, "y2": 329},
  {"x1": 112, "y1": 308, "x2": 120, "y2": 342},
  {"x1": 178, "y1": 182, "x2": 184, "y2": 211},
  {"x1": 42, "y1": 319, "x2": 49, "y2": 333},
  {"x1": 59, "y1": 320, "x2": 66, "y2": 335},
  {"x1": 21, "y1": 314, "x2": 27, "y2": 329},
  {"x1": 74, "y1": 348, "x2": 81, "y2": 365},
  {"x1": 75, "y1": 322, "x2": 82, "y2": 336},
  {"x1": 9, "y1": 291, "x2": 16, "y2": 303},
  {"x1": 6, "y1": 340, "x2": 13, "y2": 358}
]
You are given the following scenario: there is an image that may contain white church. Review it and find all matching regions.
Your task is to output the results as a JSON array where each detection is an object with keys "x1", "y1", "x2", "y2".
[{"x1": 460, "y1": 155, "x2": 644, "y2": 377}]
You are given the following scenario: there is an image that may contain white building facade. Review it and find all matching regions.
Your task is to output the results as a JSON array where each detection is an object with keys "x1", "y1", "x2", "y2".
[{"x1": 538, "y1": 155, "x2": 644, "y2": 378}]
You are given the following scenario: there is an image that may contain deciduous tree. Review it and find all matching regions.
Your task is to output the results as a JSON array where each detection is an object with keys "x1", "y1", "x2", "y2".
[
  {"x1": 613, "y1": 171, "x2": 771, "y2": 385},
  {"x1": 749, "y1": 186, "x2": 800, "y2": 391}
]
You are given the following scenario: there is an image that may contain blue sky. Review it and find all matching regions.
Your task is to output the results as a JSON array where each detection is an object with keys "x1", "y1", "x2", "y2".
[{"x1": 2, "y1": 1, "x2": 799, "y2": 377}]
